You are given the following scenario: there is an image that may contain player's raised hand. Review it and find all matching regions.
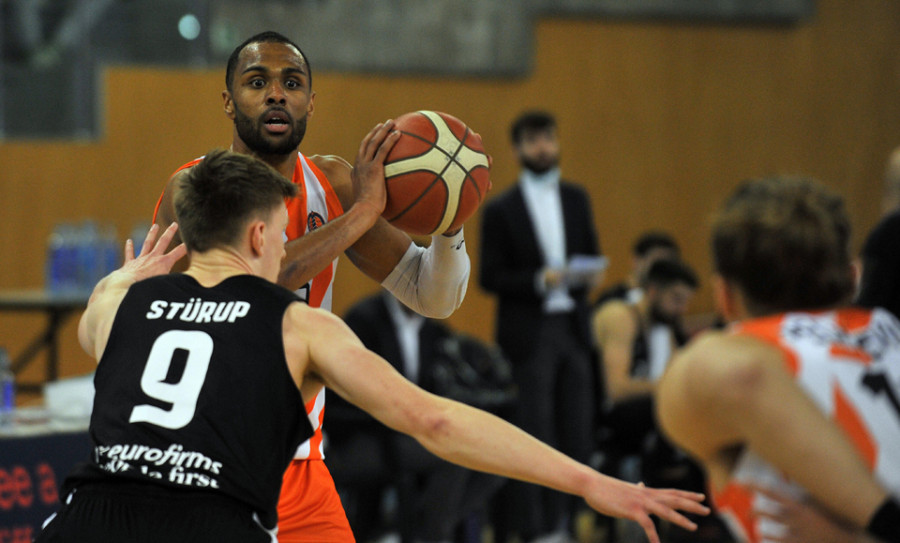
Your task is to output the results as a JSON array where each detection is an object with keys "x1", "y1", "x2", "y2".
[
  {"x1": 120, "y1": 223, "x2": 187, "y2": 281},
  {"x1": 584, "y1": 477, "x2": 709, "y2": 543},
  {"x1": 351, "y1": 119, "x2": 400, "y2": 216}
]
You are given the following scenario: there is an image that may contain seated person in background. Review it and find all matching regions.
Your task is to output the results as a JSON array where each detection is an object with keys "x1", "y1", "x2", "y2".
[
  {"x1": 592, "y1": 259, "x2": 725, "y2": 541},
  {"x1": 657, "y1": 176, "x2": 900, "y2": 543},
  {"x1": 595, "y1": 230, "x2": 681, "y2": 307},
  {"x1": 328, "y1": 291, "x2": 511, "y2": 543},
  {"x1": 594, "y1": 259, "x2": 697, "y2": 397}
]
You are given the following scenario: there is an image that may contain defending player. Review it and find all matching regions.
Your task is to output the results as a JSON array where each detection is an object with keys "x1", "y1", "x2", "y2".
[
  {"x1": 152, "y1": 32, "x2": 470, "y2": 541},
  {"x1": 39, "y1": 149, "x2": 709, "y2": 543},
  {"x1": 656, "y1": 176, "x2": 900, "y2": 543}
]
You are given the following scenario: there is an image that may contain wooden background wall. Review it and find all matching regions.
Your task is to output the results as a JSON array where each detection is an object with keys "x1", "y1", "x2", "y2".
[{"x1": 2, "y1": 0, "x2": 899, "y2": 394}]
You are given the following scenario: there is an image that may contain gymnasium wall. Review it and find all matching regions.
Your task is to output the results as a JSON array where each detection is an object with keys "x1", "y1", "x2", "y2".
[{"x1": 2, "y1": 0, "x2": 899, "y2": 390}]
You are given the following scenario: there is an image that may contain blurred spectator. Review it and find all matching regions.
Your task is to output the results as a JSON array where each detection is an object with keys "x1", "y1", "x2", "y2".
[
  {"x1": 880, "y1": 146, "x2": 900, "y2": 215},
  {"x1": 479, "y1": 110, "x2": 603, "y2": 542},
  {"x1": 856, "y1": 209, "x2": 900, "y2": 320},
  {"x1": 595, "y1": 231, "x2": 680, "y2": 308}
]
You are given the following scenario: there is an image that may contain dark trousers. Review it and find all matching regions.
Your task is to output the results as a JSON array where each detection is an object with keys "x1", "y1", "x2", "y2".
[
  {"x1": 393, "y1": 434, "x2": 506, "y2": 543},
  {"x1": 508, "y1": 314, "x2": 595, "y2": 539}
]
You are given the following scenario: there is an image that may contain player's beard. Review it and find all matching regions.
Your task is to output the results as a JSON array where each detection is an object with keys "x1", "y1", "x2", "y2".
[
  {"x1": 520, "y1": 154, "x2": 559, "y2": 175},
  {"x1": 233, "y1": 104, "x2": 307, "y2": 157},
  {"x1": 650, "y1": 303, "x2": 678, "y2": 326}
]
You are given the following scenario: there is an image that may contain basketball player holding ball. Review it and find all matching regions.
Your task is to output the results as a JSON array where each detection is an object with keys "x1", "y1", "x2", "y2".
[{"x1": 152, "y1": 31, "x2": 474, "y2": 542}]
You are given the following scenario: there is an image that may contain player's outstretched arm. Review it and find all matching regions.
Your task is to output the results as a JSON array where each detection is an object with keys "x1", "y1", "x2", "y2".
[
  {"x1": 78, "y1": 223, "x2": 186, "y2": 361},
  {"x1": 288, "y1": 305, "x2": 709, "y2": 543}
]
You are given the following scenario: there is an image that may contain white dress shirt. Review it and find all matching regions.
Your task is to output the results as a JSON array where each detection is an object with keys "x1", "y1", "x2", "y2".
[
  {"x1": 385, "y1": 294, "x2": 426, "y2": 384},
  {"x1": 519, "y1": 167, "x2": 576, "y2": 313}
]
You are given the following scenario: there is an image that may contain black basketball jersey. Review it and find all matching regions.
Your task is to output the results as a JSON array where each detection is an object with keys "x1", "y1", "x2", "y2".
[{"x1": 66, "y1": 274, "x2": 313, "y2": 529}]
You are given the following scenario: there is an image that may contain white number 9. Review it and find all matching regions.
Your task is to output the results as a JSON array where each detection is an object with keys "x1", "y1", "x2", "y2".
[{"x1": 129, "y1": 330, "x2": 213, "y2": 430}]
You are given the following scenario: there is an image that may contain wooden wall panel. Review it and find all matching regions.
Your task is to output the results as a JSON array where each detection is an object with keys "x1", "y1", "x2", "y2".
[{"x1": 1, "y1": 0, "x2": 899, "y2": 392}]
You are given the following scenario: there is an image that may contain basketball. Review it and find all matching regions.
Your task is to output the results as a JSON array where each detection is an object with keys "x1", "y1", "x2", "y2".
[{"x1": 382, "y1": 111, "x2": 491, "y2": 236}]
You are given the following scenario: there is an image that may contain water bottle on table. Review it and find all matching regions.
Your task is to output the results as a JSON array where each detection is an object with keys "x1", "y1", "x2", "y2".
[{"x1": 0, "y1": 347, "x2": 15, "y2": 429}]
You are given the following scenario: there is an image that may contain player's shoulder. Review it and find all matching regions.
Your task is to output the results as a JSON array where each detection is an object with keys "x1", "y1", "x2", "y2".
[
  {"x1": 595, "y1": 299, "x2": 630, "y2": 319},
  {"x1": 593, "y1": 300, "x2": 634, "y2": 331},
  {"x1": 285, "y1": 300, "x2": 344, "y2": 329},
  {"x1": 669, "y1": 330, "x2": 784, "y2": 399},
  {"x1": 307, "y1": 154, "x2": 352, "y2": 180},
  {"x1": 162, "y1": 162, "x2": 195, "y2": 192}
]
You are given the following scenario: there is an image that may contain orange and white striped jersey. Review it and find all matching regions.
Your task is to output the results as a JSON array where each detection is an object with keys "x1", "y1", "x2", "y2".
[
  {"x1": 155, "y1": 152, "x2": 344, "y2": 461},
  {"x1": 713, "y1": 307, "x2": 900, "y2": 543}
]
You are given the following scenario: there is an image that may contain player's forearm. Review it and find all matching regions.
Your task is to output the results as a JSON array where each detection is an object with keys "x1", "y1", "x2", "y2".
[
  {"x1": 279, "y1": 201, "x2": 381, "y2": 290},
  {"x1": 413, "y1": 396, "x2": 595, "y2": 495},
  {"x1": 381, "y1": 229, "x2": 470, "y2": 318}
]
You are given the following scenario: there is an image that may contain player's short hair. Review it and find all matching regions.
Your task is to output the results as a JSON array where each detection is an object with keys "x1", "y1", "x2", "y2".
[
  {"x1": 510, "y1": 110, "x2": 557, "y2": 145},
  {"x1": 712, "y1": 176, "x2": 854, "y2": 315},
  {"x1": 225, "y1": 31, "x2": 311, "y2": 93},
  {"x1": 633, "y1": 230, "x2": 681, "y2": 258},
  {"x1": 643, "y1": 259, "x2": 698, "y2": 290},
  {"x1": 175, "y1": 148, "x2": 297, "y2": 253}
]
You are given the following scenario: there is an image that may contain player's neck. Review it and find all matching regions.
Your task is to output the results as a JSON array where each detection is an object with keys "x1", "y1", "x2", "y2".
[{"x1": 185, "y1": 248, "x2": 257, "y2": 287}]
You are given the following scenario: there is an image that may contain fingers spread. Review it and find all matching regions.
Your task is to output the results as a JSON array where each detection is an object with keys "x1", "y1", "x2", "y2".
[
  {"x1": 154, "y1": 223, "x2": 180, "y2": 255},
  {"x1": 636, "y1": 513, "x2": 662, "y2": 543}
]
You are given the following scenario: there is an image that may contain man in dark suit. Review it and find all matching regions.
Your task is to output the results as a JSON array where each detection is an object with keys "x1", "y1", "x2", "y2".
[
  {"x1": 327, "y1": 291, "x2": 506, "y2": 543},
  {"x1": 479, "y1": 110, "x2": 605, "y2": 542}
]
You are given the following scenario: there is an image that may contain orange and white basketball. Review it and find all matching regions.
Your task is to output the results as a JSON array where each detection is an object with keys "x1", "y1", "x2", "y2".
[{"x1": 382, "y1": 111, "x2": 491, "y2": 236}]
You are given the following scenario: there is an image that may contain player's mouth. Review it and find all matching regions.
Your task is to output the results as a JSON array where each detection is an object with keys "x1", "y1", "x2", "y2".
[{"x1": 263, "y1": 110, "x2": 292, "y2": 134}]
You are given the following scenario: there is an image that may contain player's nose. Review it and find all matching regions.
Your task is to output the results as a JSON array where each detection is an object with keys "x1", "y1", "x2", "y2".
[{"x1": 266, "y1": 82, "x2": 287, "y2": 104}]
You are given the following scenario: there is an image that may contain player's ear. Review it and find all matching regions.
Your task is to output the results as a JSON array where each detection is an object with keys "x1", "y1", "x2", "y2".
[
  {"x1": 713, "y1": 274, "x2": 738, "y2": 322},
  {"x1": 306, "y1": 90, "x2": 316, "y2": 119},
  {"x1": 249, "y1": 220, "x2": 265, "y2": 256},
  {"x1": 223, "y1": 90, "x2": 235, "y2": 120}
]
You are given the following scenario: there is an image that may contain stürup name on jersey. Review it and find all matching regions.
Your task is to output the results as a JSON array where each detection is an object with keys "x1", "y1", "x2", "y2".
[{"x1": 145, "y1": 298, "x2": 251, "y2": 323}]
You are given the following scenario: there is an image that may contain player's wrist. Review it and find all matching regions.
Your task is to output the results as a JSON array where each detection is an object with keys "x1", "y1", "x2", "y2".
[
  {"x1": 348, "y1": 199, "x2": 383, "y2": 227},
  {"x1": 866, "y1": 496, "x2": 900, "y2": 543}
]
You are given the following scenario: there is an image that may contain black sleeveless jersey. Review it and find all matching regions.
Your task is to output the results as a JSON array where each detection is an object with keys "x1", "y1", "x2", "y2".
[{"x1": 66, "y1": 274, "x2": 313, "y2": 529}]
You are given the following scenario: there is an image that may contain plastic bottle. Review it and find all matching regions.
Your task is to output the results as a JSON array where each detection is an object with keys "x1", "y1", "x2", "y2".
[
  {"x1": 76, "y1": 220, "x2": 100, "y2": 294},
  {"x1": 100, "y1": 222, "x2": 120, "y2": 278},
  {"x1": 45, "y1": 225, "x2": 65, "y2": 293},
  {"x1": 0, "y1": 348, "x2": 15, "y2": 429},
  {"x1": 45, "y1": 223, "x2": 79, "y2": 294}
]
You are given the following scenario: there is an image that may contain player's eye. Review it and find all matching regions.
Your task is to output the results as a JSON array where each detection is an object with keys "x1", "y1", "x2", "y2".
[
  {"x1": 249, "y1": 78, "x2": 265, "y2": 88},
  {"x1": 285, "y1": 80, "x2": 301, "y2": 90}
]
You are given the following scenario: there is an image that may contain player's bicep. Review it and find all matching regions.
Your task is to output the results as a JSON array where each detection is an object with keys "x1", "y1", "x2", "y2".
[
  {"x1": 595, "y1": 306, "x2": 637, "y2": 380},
  {"x1": 78, "y1": 291, "x2": 127, "y2": 361}
]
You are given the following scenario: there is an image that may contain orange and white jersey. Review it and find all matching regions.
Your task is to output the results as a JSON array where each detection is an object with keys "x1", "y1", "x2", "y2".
[
  {"x1": 155, "y1": 153, "x2": 344, "y2": 461},
  {"x1": 713, "y1": 307, "x2": 900, "y2": 543},
  {"x1": 284, "y1": 152, "x2": 344, "y2": 461}
]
